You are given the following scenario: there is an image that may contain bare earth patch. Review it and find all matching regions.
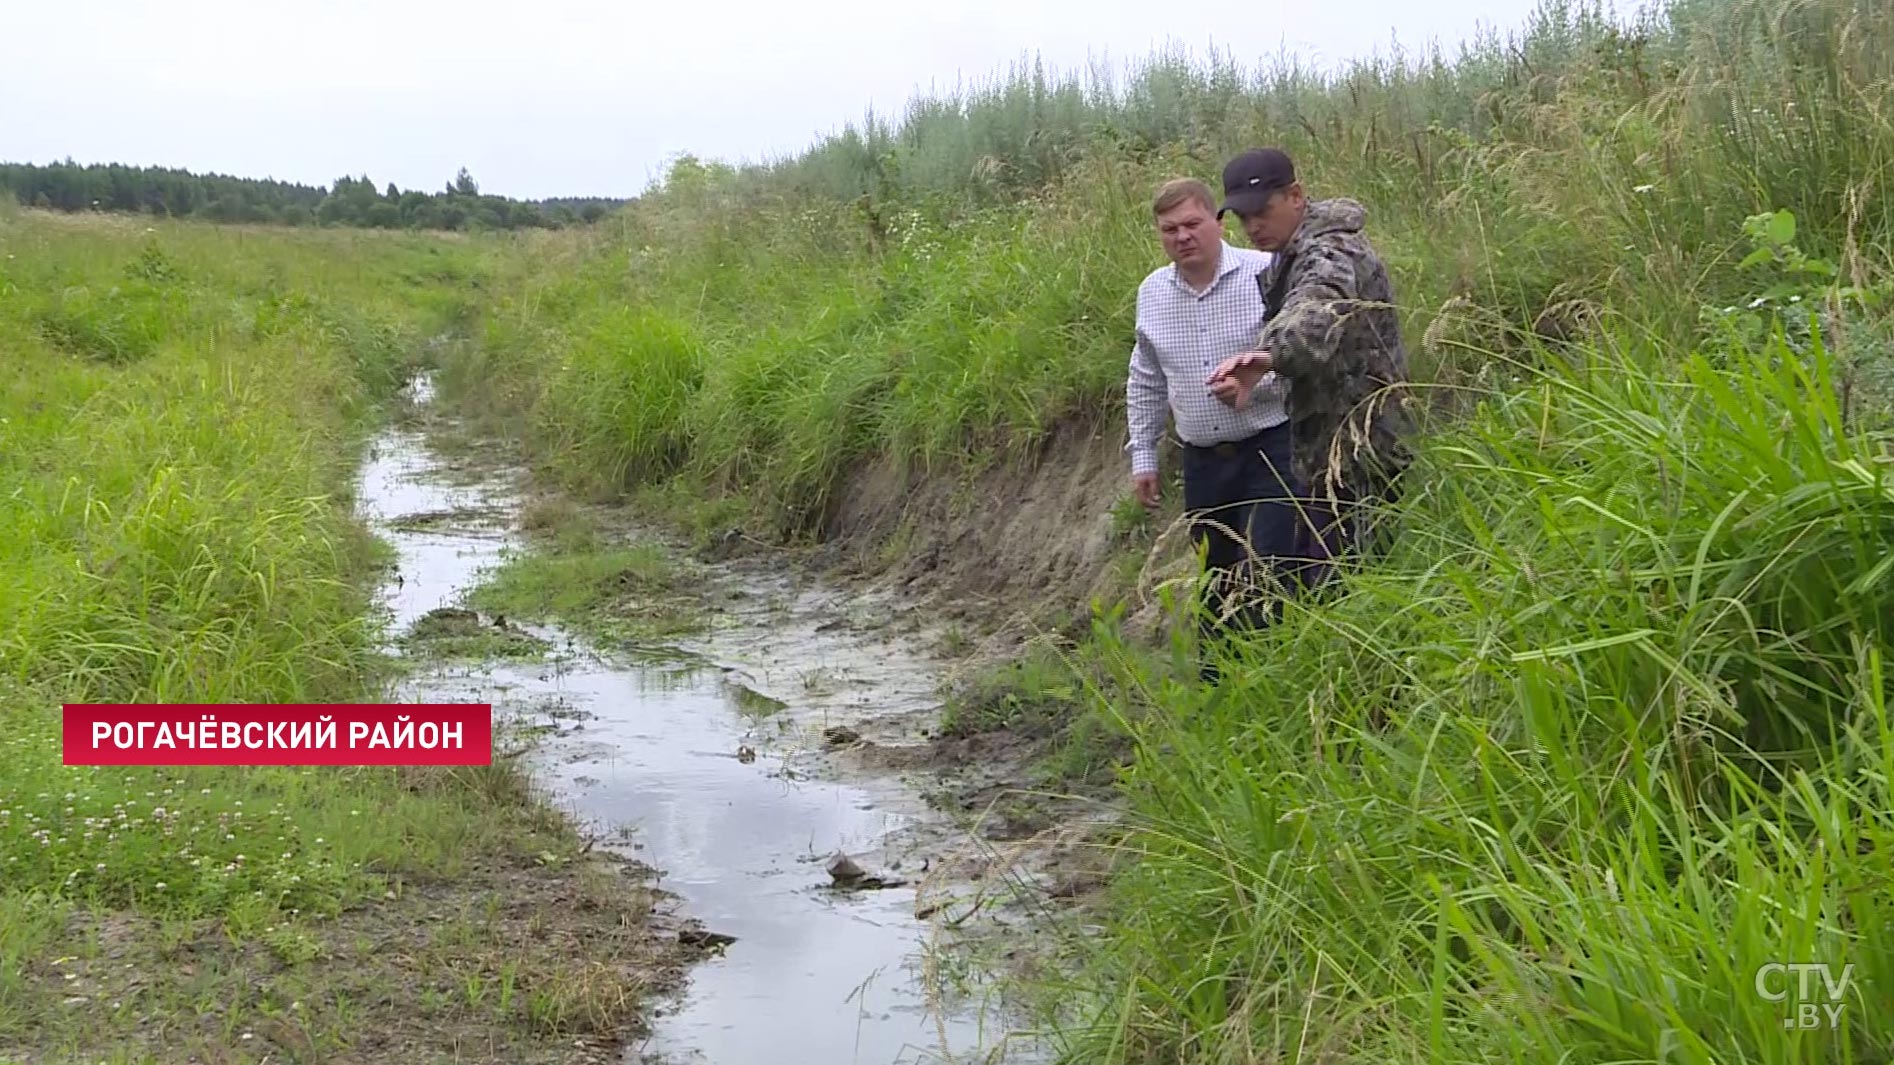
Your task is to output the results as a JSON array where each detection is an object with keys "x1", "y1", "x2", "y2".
[{"x1": 2, "y1": 827, "x2": 710, "y2": 1065}]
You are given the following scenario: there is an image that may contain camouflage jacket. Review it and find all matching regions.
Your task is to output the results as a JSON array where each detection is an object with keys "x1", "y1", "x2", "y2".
[{"x1": 1256, "y1": 197, "x2": 1415, "y2": 502}]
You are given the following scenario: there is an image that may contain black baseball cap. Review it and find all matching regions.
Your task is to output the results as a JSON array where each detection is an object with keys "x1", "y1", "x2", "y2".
[{"x1": 1218, "y1": 148, "x2": 1296, "y2": 218}]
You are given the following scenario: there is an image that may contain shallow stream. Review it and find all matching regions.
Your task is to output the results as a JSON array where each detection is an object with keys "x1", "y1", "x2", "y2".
[{"x1": 351, "y1": 380, "x2": 1048, "y2": 1065}]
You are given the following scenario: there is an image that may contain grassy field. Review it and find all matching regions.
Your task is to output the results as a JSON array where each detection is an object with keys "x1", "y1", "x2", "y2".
[
  {"x1": 419, "y1": 0, "x2": 1894, "y2": 1060},
  {"x1": 0, "y1": 208, "x2": 680, "y2": 1064}
]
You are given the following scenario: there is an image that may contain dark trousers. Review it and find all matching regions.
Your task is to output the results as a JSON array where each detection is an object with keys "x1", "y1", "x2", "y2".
[
  {"x1": 1181, "y1": 423, "x2": 1306, "y2": 662},
  {"x1": 1292, "y1": 472, "x2": 1404, "y2": 594}
]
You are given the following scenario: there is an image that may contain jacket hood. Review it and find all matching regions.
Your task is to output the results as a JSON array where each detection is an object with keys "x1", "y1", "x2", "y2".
[{"x1": 1299, "y1": 197, "x2": 1366, "y2": 239}]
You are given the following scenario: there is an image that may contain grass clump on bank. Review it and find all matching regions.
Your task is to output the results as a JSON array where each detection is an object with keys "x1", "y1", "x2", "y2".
[
  {"x1": 939, "y1": 641, "x2": 1144, "y2": 791},
  {"x1": 0, "y1": 212, "x2": 673, "y2": 1063},
  {"x1": 461, "y1": 498, "x2": 707, "y2": 648},
  {"x1": 403, "y1": 607, "x2": 555, "y2": 661}
]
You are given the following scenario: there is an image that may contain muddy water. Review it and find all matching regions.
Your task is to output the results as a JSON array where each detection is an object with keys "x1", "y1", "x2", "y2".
[{"x1": 353, "y1": 381, "x2": 1048, "y2": 1065}]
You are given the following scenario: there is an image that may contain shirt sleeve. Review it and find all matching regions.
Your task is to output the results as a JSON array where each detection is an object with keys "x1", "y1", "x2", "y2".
[
  {"x1": 1125, "y1": 316, "x2": 1167, "y2": 477},
  {"x1": 1260, "y1": 238, "x2": 1357, "y2": 382}
]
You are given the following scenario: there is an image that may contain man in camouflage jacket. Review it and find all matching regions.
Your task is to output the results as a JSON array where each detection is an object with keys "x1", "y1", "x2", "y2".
[{"x1": 1206, "y1": 148, "x2": 1415, "y2": 582}]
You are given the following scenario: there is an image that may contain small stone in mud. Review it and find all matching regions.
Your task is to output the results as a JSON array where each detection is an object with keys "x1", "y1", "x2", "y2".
[
  {"x1": 678, "y1": 929, "x2": 737, "y2": 950},
  {"x1": 822, "y1": 725, "x2": 862, "y2": 747},
  {"x1": 825, "y1": 851, "x2": 867, "y2": 883},
  {"x1": 825, "y1": 873, "x2": 907, "y2": 891},
  {"x1": 697, "y1": 527, "x2": 744, "y2": 561},
  {"x1": 823, "y1": 851, "x2": 906, "y2": 890},
  {"x1": 1048, "y1": 872, "x2": 1109, "y2": 899}
]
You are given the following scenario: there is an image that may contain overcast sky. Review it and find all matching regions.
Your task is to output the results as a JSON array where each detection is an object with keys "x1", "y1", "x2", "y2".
[{"x1": 2, "y1": 0, "x2": 1562, "y2": 201}]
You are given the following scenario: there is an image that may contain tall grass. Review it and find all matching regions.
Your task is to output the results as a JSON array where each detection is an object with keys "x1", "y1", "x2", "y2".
[
  {"x1": 434, "y1": 0, "x2": 1893, "y2": 536},
  {"x1": 0, "y1": 213, "x2": 508, "y2": 964},
  {"x1": 0, "y1": 218, "x2": 478, "y2": 706},
  {"x1": 1048, "y1": 328, "x2": 1894, "y2": 1063}
]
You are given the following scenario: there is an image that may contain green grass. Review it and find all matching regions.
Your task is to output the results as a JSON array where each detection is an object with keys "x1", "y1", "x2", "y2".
[
  {"x1": 939, "y1": 641, "x2": 1140, "y2": 791},
  {"x1": 462, "y1": 502, "x2": 706, "y2": 646},
  {"x1": 0, "y1": 213, "x2": 492, "y2": 905},
  {"x1": 1029, "y1": 331, "x2": 1894, "y2": 1063},
  {"x1": 0, "y1": 212, "x2": 670, "y2": 1060}
]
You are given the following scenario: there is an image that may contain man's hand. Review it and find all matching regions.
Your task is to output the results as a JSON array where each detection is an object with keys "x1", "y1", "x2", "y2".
[
  {"x1": 1132, "y1": 472, "x2": 1160, "y2": 513},
  {"x1": 1209, "y1": 351, "x2": 1273, "y2": 408}
]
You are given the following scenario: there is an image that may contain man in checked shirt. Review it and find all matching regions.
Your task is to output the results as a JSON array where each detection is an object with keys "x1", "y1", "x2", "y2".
[{"x1": 1126, "y1": 176, "x2": 1306, "y2": 675}]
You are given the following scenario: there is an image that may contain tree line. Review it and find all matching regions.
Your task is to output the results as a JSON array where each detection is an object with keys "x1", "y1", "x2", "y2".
[{"x1": 0, "y1": 160, "x2": 627, "y2": 231}]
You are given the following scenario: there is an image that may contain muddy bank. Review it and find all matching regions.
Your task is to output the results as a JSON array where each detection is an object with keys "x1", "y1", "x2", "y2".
[
  {"x1": 0, "y1": 692, "x2": 709, "y2": 1065},
  {"x1": 8, "y1": 838, "x2": 695, "y2": 1065},
  {"x1": 808, "y1": 414, "x2": 1192, "y2": 644},
  {"x1": 581, "y1": 489, "x2": 1135, "y2": 891}
]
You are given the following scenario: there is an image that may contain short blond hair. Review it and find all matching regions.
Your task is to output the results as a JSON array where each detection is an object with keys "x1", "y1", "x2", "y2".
[{"x1": 1153, "y1": 177, "x2": 1216, "y2": 218}]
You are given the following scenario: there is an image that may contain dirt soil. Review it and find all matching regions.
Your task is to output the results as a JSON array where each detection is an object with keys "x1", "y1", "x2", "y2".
[
  {"x1": 733, "y1": 414, "x2": 1191, "y2": 909},
  {"x1": 1, "y1": 789, "x2": 720, "y2": 1065},
  {"x1": 819, "y1": 416, "x2": 1123, "y2": 600},
  {"x1": 811, "y1": 414, "x2": 1196, "y2": 644}
]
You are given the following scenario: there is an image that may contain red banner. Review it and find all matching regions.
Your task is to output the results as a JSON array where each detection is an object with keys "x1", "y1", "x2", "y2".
[{"x1": 61, "y1": 704, "x2": 493, "y2": 766}]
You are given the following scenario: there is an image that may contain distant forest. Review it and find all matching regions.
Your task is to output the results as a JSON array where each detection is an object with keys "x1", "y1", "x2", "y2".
[{"x1": 0, "y1": 160, "x2": 628, "y2": 231}]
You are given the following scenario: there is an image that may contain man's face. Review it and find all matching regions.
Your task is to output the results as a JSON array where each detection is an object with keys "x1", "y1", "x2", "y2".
[
  {"x1": 1237, "y1": 185, "x2": 1307, "y2": 251},
  {"x1": 1156, "y1": 199, "x2": 1220, "y2": 272}
]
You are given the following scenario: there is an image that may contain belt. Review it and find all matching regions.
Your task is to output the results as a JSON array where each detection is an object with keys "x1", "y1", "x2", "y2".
[
  {"x1": 1185, "y1": 426, "x2": 1277, "y2": 458},
  {"x1": 1184, "y1": 439, "x2": 1250, "y2": 459}
]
